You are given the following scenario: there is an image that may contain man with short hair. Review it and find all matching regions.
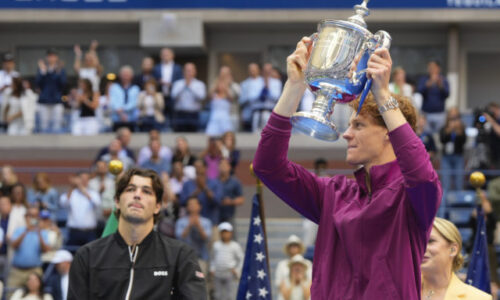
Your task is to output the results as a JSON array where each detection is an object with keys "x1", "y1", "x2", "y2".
[
  {"x1": 171, "y1": 63, "x2": 206, "y2": 132},
  {"x1": 36, "y1": 48, "x2": 67, "y2": 133},
  {"x1": 69, "y1": 168, "x2": 206, "y2": 300},
  {"x1": 218, "y1": 159, "x2": 244, "y2": 226},
  {"x1": 88, "y1": 160, "x2": 116, "y2": 220},
  {"x1": 110, "y1": 65, "x2": 140, "y2": 131},
  {"x1": 95, "y1": 126, "x2": 135, "y2": 163},
  {"x1": 140, "y1": 139, "x2": 171, "y2": 176},
  {"x1": 8, "y1": 206, "x2": 50, "y2": 294},
  {"x1": 60, "y1": 171, "x2": 101, "y2": 246},
  {"x1": 417, "y1": 60, "x2": 450, "y2": 133}
]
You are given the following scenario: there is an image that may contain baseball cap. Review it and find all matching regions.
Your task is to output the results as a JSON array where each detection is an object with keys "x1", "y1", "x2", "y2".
[
  {"x1": 51, "y1": 250, "x2": 73, "y2": 264},
  {"x1": 3, "y1": 53, "x2": 14, "y2": 62},
  {"x1": 218, "y1": 222, "x2": 233, "y2": 232},
  {"x1": 39, "y1": 210, "x2": 51, "y2": 220}
]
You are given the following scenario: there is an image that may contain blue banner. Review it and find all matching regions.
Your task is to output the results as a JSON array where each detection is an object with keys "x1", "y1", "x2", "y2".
[{"x1": 1, "y1": 0, "x2": 500, "y2": 9}]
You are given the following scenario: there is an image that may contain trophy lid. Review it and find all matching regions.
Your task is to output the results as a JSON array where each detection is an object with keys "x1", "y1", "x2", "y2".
[{"x1": 347, "y1": 0, "x2": 370, "y2": 28}]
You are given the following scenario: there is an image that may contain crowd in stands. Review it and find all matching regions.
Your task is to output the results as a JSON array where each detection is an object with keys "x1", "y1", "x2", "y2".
[
  {"x1": 0, "y1": 42, "x2": 288, "y2": 136},
  {"x1": 0, "y1": 126, "x2": 249, "y2": 300}
]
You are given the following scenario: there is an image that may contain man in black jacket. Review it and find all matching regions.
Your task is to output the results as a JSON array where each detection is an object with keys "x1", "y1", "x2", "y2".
[{"x1": 68, "y1": 168, "x2": 206, "y2": 300}]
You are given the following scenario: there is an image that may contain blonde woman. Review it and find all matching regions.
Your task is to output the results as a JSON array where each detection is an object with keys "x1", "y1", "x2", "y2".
[{"x1": 421, "y1": 217, "x2": 492, "y2": 300}]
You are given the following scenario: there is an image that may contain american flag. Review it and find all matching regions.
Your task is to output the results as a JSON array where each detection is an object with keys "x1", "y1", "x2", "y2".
[
  {"x1": 466, "y1": 206, "x2": 491, "y2": 293},
  {"x1": 236, "y1": 195, "x2": 272, "y2": 300}
]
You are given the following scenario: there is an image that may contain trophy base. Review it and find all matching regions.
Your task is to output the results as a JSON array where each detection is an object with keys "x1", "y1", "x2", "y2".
[{"x1": 291, "y1": 111, "x2": 339, "y2": 142}]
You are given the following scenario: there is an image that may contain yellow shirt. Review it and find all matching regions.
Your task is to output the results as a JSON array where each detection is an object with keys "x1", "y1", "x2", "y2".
[{"x1": 444, "y1": 273, "x2": 492, "y2": 300}]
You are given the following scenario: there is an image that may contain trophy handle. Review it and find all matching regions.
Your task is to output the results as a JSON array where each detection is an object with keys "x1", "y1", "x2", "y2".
[{"x1": 354, "y1": 31, "x2": 392, "y2": 115}]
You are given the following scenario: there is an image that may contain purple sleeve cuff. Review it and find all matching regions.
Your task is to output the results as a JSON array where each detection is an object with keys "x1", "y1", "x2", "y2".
[{"x1": 265, "y1": 112, "x2": 293, "y2": 134}]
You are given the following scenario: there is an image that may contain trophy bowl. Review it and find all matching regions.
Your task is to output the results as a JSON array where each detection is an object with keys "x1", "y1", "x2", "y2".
[{"x1": 291, "y1": 0, "x2": 391, "y2": 141}]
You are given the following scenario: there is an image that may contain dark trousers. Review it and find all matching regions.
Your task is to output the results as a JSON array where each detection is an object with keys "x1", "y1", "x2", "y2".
[
  {"x1": 67, "y1": 228, "x2": 97, "y2": 247},
  {"x1": 173, "y1": 111, "x2": 199, "y2": 132}
]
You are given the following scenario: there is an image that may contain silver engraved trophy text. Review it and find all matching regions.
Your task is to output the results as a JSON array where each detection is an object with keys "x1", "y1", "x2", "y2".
[{"x1": 291, "y1": 0, "x2": 391, "y2": 141}]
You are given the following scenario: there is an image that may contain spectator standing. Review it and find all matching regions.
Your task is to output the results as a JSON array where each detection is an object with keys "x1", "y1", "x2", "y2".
[
  {"x1": 11, "y1": 272, "x2": 53, "y2": 300},
  {"x1": 137, "y1": 129, "x2": 173, "y2": 166},
  {"x1": 137, "y1": 79, "x2": 165, "y2": 132},
  {"x1": 45, "y1": 250, "x2": 72, "y2": 300},
  {"x1": 0, "y1": 195, "x2": 11, "y2": 278},
  {"x1": 140, "y1": 139, "x2": 171, "y2": 176},
  {"x1": 133, "y1": 56, "x2": 156, "y2": 90},
  {"x1": 201, "y1": 137, "x2": 223, "y2": 180},
  {"x1": 8, "y1": 183, "x2": 28, "y2": 239},
  {"x1": 251, "y1": 63, "x2": 282, "y2": 132},
  {"x1": 172, "y1": 136, "x2": 197, "y2": 179},
  {"x1": 0, "y1": 53, "x2": 19, "y2": 110},
  {"x1": 218, "y1": 159, "x2": 244, "y2": 225},
  {"x1": 175, "y1": 197, "x2": 212, "y2": 274},
  {"x1": 71, "y1": 79, "x2": 99, "y2": 135},
  {"x1": 153, "y1": 48, "x2": 183, "y2": 125},
  {"x1": 27, "y1": 173, "x2": 59, "y2": 216},
  {"x1": 418, "y1": 60, "x2": 450, "y2": 133},
  {"x1": 180, "y1": 159, "x2": 223, "y2": 226},
  {"x1": 416, "y1": 114, "x2": 437, "y2": 162},
  {"x1": 439, "y1": 107, "x2": 466, "y2": 191},
  {"x1": 220, "y1": 131, "x2": 240, "y2": 174},
  {"x1": 2, "y1": 77, "x2": 38, "y2": 135},
  {"x1": 73, "y1": 40, "x2": 102, "y2": 92},
  {"x1": 206, "y1": 79, "x2": 234, "y2": 136},
  {"x1": 109, "y1": 66, "x2": 140, "y2": 131},
  {"x1": 239, "y1": 63, "x2": 261, "y2": 132},
  {"x1": 171, "y1": 63, "x2": 206, "y2": 132},
  {"x1": 483, "y1": 102, "x2": 500, "y2": 169},
  {"x1": 389, "y1": 67, "x2": 416, "y2": 108},
  {"x1": 212, "y1": 66, "x2": 240, "y2": 130},
  {"x1": 210, "y1": 222, "x2": 244, "y2": 300},
  {"x1": 36, "y1": 49, "x2": 67, "y2": 133},
  {"x1": 8, "y1": 206, "x2": 50, "y2": 295},
  {"x1": 88, "y1": 160, "x2": 115, "y2": 220},
  {"x1": 169, "y1": 161, "x2": 188, "y2": 199},
  {"x1": 278, "y1": 255, "x2": 312, "y2": 300},
  {"x1": 96, "y1": 74, "x2": 115, "y2": 132},
  {"x1": 59, "y1": 172, "x2": 101, "y2": 247}
]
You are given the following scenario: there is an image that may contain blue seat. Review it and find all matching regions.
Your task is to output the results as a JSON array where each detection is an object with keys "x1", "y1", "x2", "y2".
[
  {"x1": 448, "y1": 208, "x2": 474, "y2": 226},
  {"x1": 446, "y1": 190, "x2": 476, "y2": 207}
]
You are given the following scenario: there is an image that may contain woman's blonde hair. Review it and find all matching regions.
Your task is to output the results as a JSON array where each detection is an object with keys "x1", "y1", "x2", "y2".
[{"x1": 433, "y1": 217, "x2": 464, "y2": 272}]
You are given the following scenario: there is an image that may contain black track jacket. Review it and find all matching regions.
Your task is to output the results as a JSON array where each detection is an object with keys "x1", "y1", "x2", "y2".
[{"x1": 68, "y1": 230, "x2": 206, "y2": 300}]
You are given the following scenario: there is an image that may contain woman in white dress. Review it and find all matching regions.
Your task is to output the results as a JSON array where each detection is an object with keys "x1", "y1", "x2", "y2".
[
  {"x1": 206, "y1": 79, "x2": 233, "y2": 136},
  {"x1": 2, "y1": 77, "x2": 37, "y2": 135}
]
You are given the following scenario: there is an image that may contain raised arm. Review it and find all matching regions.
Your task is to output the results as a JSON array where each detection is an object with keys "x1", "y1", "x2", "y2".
[
  {"x1": 253, "y1": 37, "x2": 329, "y2": 223},
  {"x1": 367, "y1": 48, "x2": 442, "y2": 229}
]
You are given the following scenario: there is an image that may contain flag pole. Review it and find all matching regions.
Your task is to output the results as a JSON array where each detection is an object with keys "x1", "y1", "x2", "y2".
[{"x1": 250, "y1": 163, "x2": 270, "y2": 271}]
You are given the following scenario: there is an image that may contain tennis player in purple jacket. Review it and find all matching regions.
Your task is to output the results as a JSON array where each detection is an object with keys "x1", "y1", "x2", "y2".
[{"x1": 253, "y1": 37, "x2": 442, "y2": 300}]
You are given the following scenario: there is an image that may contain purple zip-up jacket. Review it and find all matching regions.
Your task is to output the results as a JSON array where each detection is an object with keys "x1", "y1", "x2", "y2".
[{"x1": 253, "y1": 112, "x2": 442, "y2": 300}]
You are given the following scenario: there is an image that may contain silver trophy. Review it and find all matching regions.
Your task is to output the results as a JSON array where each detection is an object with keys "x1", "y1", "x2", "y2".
[{"x1": 291, "y1": 0, "x2": 391, "y2": 141}]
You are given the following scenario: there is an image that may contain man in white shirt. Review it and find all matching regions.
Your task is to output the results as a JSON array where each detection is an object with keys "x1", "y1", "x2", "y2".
[
  {"x1": 171, "y1": 63, "x2": 206, "y2": 132},
  {"x1": 88, "y1": 160, "x2": 116, "y2": 221},
  {"x1": 60, "y1": 171, "x2": 101, "y2": 246},
  {"x1": 153, "y1": 48, "x2": 183, "y2": 130},
  {"x1": 239, "y1": 63, "x2": 282, "y2": 132},
  {"x1": 0, "y1": 53, "x2": 19, "y2": 125}
]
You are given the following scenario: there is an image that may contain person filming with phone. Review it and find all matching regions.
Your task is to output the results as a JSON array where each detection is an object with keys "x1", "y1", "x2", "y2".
[{"x1": 7, "y1": 206, "x2": 50, "y2": 297}]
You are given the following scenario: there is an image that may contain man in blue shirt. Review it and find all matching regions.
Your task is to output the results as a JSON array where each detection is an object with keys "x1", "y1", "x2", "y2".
[
  {"x1": 175, "y1": 197, "x2": 212, "y2": 274},
  {"x1": 8, "y1": 206, "x2": 50, "y2": 295},
  {"x1": 180, "y1": 159, "x2": 222, "y2": 225},
  {"x1": 218, "y1": 159, "x2": 244, "y2": 226},
  {"x1": 417, "y1": 60, "x2": 450, "y2": 133},
  {"x1": 140, "y1": 139, "x2": 171, "y2": 177}
]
